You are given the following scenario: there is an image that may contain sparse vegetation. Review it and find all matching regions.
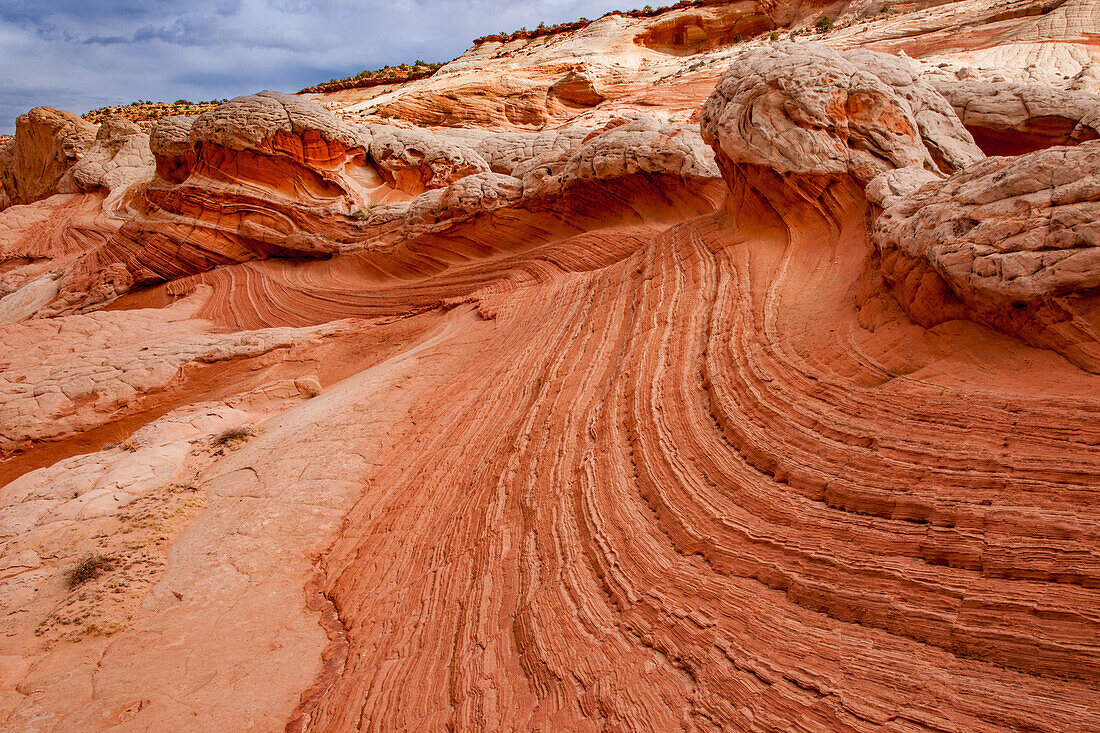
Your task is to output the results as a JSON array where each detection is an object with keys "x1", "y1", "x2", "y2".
[
  {"x1": 211, "y1": 425, "x2": 257, "y2": 449},
  {"x1": 103, "y1": 436, "x2": 140, "y2": 452},
  {"x1": 67, "y1": 554, "x2": 114, "y2": 589},
  {"x1": 83, "y1": 620, "x2": 125, "y2": 637},
  {"x1": 298, "y1": 0, "x2": 919, "y2": 97},
  {"x1": 82, "y1": 99, "x2": 227, "y2": 127},
  {"x1": 298, "y1": 61, "x2": 444, "y2": 94},
  {"x1": 470, "y1": 0, "x2": 726, "y2": 46},
  {"x1": 36, "y1": 476, "x2": 210, "y2": 644}
]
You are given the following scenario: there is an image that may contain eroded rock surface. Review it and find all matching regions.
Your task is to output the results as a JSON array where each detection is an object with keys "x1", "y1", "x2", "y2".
[
  {"x1": 2, "y1": 2, "x2": 1098, "y2": 732},
  {"x1": 0, "y1": 108, "x2": 97, "y2": 209},
  {"x1": 873, "y1": 139, "x2": 1100, "y2": 369},
  {"x1": 60, "y1": 117, "x2": 153, "y2": 194},
  {"x1": 931, "y1": 77, "x2": 1100, "y2": 154},
  {"x1": 701, "y1": 42, "x2": 987, "y2": 186}
]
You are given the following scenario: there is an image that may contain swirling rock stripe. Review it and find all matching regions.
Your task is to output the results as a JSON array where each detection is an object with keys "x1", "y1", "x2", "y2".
[{"x1": 299, "y1": 178, "x2": 1100, "y2": 731}]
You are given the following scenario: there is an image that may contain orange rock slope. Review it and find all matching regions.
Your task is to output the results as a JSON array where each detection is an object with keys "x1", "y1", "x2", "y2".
[{"x1": 1, "y1": 1, "x2": 1099, "y2": 731}]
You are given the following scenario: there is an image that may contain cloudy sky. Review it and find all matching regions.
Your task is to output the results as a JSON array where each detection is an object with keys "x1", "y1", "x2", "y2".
[{"x1": 0, "y1": 0, "x2": 627, "y2": 133}]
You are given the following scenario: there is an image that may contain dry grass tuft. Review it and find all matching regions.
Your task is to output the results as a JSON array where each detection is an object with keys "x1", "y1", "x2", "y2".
[
  {"x1": 67, "y1": 554, "x2": 115, "y2": 589},
  {"x1": 211, "y1": 425, "x2": 257, "y2": 449},
  {"x1": 103, "y1": 436, "x2": 140, "y2": 452}
]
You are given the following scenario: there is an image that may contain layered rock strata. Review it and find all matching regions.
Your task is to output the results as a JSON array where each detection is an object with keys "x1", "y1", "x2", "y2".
[{"x1": 1, "y1": 2, "x2": 1098, "y2": 731}]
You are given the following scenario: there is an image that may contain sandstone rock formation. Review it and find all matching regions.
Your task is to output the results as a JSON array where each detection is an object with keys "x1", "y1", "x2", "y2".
[
  {"x1": 58, "y1": 116, "x2": 155, "y2": 215},
  {"x1": 699, "y1": 42, "x2": 977, "y2": 184},
  {"x1": 872, "y1": 139, "x2": 1100, "y2": 369},
  {"x1": 40, "y1": 95, "x2": 723, "y2": 316},
  {"x1": 0, "y1": 108, "x2": 97, "y2": 209},
  {"x1": 1, "y1": 2, "x2": 1098, "y2": 731},
  {"x1": 147, "y1": 114, "x2": 198, "y2": 183},
  {"x1": 930, "y1": 77, "x2": 1100, "y2": 153}
]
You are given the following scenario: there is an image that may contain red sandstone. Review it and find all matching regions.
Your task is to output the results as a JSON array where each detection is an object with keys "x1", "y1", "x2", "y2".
[{"x1": 1, "y1": 1, "x2": 1098, "y2": 731}]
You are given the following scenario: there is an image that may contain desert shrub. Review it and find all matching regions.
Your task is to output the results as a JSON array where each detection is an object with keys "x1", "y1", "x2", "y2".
[
  {"x1": 770, "y1": 31, "x2": 780, "y2": 41},
  {"x1": 68, "y1": 554, "x2": 114, "y2": 588},
  {"x1": 82, "y1": 98, "x2": 222, "y2": 126},
  {"x1": 211, "y1": 425, "x2": 257, "y2": 448},
  {"x1": 299, "y1": 60, "x2": 444, "y2": 94},
  {"x1": 103, "y1": 436, "x2": 140, "y2": 452},
  {"x1": 816, "y1": 15, "x2": 834, "y2": 32}
]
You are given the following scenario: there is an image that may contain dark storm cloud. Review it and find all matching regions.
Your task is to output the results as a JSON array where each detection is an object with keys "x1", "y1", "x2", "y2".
[
  {"x1": 0, "y1": 0, "x2": 626, "y2": 133},
  {"x1": 83, "y1": 17, "x2": 224, "y2": 46},
  {"x1": 3, "y1": 0, "x2": 243, "y2": 28}
]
